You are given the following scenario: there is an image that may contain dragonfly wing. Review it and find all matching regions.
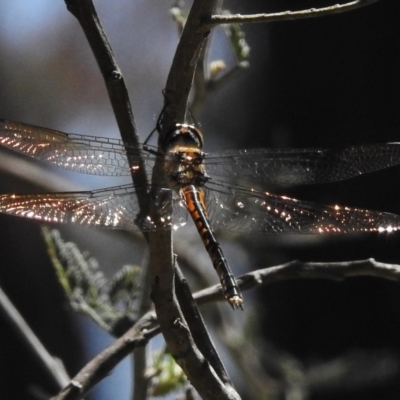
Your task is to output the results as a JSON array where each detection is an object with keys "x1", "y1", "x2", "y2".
[
  {"x1": 0, "y1": 184, "x2": 142, "y2": 231},
  {"x1": 204, "y1": 180, "x2": 400, "y2": 234},
  {"x1": 0, "y1": 184, "x2": 188, "y2": 232},
  {"x1": 171, "y1": 192, "x2": 189, "y2": 230},
  {"x1": 205, "y1": 143, "x2": 400, "y2": 186},
  {"x1": 0, "y1": 119, "x2": 155, "y2": 176}
]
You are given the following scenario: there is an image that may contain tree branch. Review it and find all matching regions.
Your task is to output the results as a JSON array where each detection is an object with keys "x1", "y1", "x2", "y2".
[
  {"x1": 133, "y1": 253, "x2": 154, "y2": 400},
  {"x1": 50, "y1": 312, "x2": 158, "y2": 400},
  {"x1": 0, "y1": 286, "x2": 70, "y2": 391},
  {"x1": 62, "y1": 1, "x2": 240, "y2": 398},
  {"x1": 194, "y1": 258, "x2": 400, "y2": 304},
  {"x1": 148, "y1": 235, "x2": 241, "y2": 400},
  {"x1": 209, "y1": 0, "x2": 381, "y2": 26},
  {"x1": 174, "y1": 267, "x2": 233, "y2": 388},
  {"x1": 161, "y1": 0, "x2": 217, "y2": 132},
  {"x1": 148, "y1": 1, "x2": 243, "y2": 398},
  {"x1": 64, "y1": 0, "x2": 149, "y2": 218},
  {"x1": 50, "y1": 258, "x2": 400, "y2": 399}
]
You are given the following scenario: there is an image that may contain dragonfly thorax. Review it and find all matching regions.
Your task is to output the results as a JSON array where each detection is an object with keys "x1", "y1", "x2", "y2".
[
  {"x1": 165, "y1": 148, "x2": 209, "y2": 187},
  {"x1": 160, "y1": 123, "x2": 209, "y2": 188},
  {"x1": 160, "y1": 123, "x2": 204, "y2": 152}
]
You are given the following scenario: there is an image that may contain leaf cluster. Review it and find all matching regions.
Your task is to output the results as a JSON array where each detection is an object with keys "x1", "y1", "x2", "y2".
[{"x1": 43, "y1": 228, "x2": 141, "y2": 336}]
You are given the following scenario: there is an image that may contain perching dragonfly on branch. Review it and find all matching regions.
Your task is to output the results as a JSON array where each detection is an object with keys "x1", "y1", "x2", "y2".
[{"x1": 1, "y1": 118, "x2": 400, "y2": 308}]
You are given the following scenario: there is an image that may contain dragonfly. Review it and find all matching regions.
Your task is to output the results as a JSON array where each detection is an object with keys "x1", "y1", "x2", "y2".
[{"x1": 2, "y1": 118, "x2": 400, "y2": 308}]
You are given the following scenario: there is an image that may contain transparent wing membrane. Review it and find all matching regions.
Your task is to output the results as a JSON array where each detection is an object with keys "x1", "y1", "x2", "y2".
[
  {"x1": 203, "y1": 180, "x2": 400, "y2": 234},
  {"x1": 205, "y1": 144, "x2": 400, "y2": 186},
  {"x1": 1, "y1": 118, "x2": 400, "y2": 236},
  {"x1": 1, "y1": 180, "x2": 399, "y2": 236},
  {"x1": 3, "y1": 119, "x2": 400, "y2": 185},
  {"x1": 0, "y1": 184, "x2": 188, "y2": 232},
  {"x1": 0, "y1": 185, "x2": 139, "y2": 231},
  {"x1": 0, "y1": 119, "x2": 156, "y2": 176}
]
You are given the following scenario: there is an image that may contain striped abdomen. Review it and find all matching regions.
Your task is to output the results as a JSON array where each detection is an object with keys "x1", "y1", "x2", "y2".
[{"x1": 182, "y1": 185, "x2": 243, "y2": 309}]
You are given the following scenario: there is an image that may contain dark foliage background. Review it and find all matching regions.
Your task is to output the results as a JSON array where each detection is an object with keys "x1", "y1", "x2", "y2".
[
  {"x1": 0, "y1": 1, "x2": 399, "y2": 399},
  {"x1": 223, "y1": 1, "x2": 400, "y2": 399}
]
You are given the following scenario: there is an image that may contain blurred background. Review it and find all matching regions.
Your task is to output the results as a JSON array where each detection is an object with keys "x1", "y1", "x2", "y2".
[{"x1": 0, "y1": 0, "x2": 400, "y2": 399}]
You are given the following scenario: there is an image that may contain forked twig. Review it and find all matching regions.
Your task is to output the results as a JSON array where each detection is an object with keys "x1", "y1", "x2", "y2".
[
  {"x1": 161, "y1": 0, "x2": 217, "y2": 131},
  {"x1": 62, "y1": 1, "x2": 242, "y2": 399},
  {"x1": 150, "y1": 0, "x2": 243, "y2": 398},
  {"x1": 51, "y1": 257, "x2": 400, "y2": 399},
  {"x1": 174, "y1": 267, "x2": 233, "y2": 387},
  {"x1": 51, "y1": 1, "x2": 391, "y2": 399},
  {"x1": 50, "y1": 312, "x2": 159, "y2": 400}
]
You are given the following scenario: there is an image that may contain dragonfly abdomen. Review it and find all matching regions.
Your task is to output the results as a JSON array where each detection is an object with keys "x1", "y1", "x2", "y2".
[{"x1": 182, "y1": 185, "x2": 243, "y2": 309}]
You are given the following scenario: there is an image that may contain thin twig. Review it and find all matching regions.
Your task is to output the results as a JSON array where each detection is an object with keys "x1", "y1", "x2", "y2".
[
  {"x1": 146, "y1": 203, "x2": 214, "y2": 398},
  {"x1": 51, "y1": 312, "x2": 159, "y2": 400},
  {"x1": 174, "y1": 267, "x2": 233, "y2": 387},
  {"x1": 150, "y1": 1, "x2": 243, "y2": 398},
  {"x1": 194, "y1": 258, "x2": 400, "y2": 304},
  {"x1": 209, "y1": 0, "x2": 381, "y2": 25},
  {"x1": 133, "y1": 253, "x2": 153, "y2": 400},
  {"x1": 63, "y1": 3, "x2": 152, "y2": 396},
  {"x1": 64, "y1": 0, "x2": 149, "y2": 220},
  {"x1": 50, "y1": 258, "x2": 400, "y2": 399},
  {"x1": 149, "y1": 229, "x2": 241, "y2": 400},
  {"x1": 0, "y1": 285, "x2": 70, "y2": 390},
  {"x1": 162, "y1": 0, "x2": 218, "y2": 131},
  {"x1": 62, "y1": 1, "x2": 240, "y2": 399}
]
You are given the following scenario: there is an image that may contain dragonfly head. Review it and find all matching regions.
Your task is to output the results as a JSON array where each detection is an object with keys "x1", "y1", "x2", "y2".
[{"x1": 160, "y1": 123, "x2": 203, "y2": 152}]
